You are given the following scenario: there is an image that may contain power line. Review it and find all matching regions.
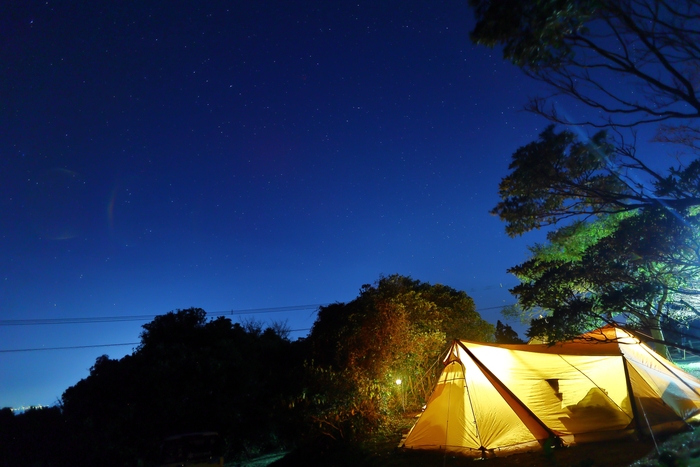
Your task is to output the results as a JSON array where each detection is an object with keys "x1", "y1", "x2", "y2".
[
  {"x1": 0, "y1": 302, "x2": 515, "y2": 353},
  {"x1": 0, "y1": 303, "x2": 512, "y2": 327},
  {"x1": 0, "y1": 328, "x2": 313, "y2": 353},
  {"x1": 0, "y1": 304, "x2": 327, "y2": 327},
  {"x1": 0, "y1": 343, "x2": 140, "y2": 353},
  {"x1": 475, "y1": 305, "x2": 512, "y2": 311}
]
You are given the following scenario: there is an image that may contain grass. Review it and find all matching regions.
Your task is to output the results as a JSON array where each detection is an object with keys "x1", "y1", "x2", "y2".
[
  {"x1": 261, "y1": 425, "x2": 700, "y2": 467},
  {"x1": 628, "y1": 429, "x2": 700, "y2": 467}
]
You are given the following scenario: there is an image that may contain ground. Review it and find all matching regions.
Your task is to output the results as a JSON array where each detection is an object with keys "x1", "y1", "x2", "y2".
[
  {"x1": 250, "y1": 428, "x2": 700, "y2": 467},
  {"x1": 231, "y1": 452, "x2": 288, "y2": 467}
]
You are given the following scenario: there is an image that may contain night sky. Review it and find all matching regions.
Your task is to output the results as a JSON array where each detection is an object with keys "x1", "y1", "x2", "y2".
[{"x1": 1, "y1": 0, "x2": 554, "y2": 409}]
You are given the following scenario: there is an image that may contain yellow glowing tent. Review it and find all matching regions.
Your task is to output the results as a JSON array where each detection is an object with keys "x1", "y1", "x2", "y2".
[{"x1": 401, "y1": 326, "x2": 700, "y2": 457}]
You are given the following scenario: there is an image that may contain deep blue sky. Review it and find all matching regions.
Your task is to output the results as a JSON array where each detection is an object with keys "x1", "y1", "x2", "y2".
[{"x1": 1, "y1": 0, "x2": 556, "y2": 408}]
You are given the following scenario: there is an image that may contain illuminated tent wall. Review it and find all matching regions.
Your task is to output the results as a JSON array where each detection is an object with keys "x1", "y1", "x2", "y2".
[{"x1": 401, "y1": 326, "x2": 700, "y2": 457}]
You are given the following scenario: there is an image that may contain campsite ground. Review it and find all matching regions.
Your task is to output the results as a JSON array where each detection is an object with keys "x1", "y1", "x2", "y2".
[
  {"x1": 367, "y1": 436, "x2": 662, "y2": 467},
  {"x1": 257, "y1": 428, "x2": 700, "y2": 467}
]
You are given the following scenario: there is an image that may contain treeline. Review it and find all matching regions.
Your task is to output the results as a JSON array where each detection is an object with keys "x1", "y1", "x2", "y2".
[{"x1": 0, "y1": 275, "x2": 500, "y2": 467}]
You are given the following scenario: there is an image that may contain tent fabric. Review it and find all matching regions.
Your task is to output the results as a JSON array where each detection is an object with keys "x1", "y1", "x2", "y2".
[{"x1": 401, "y1": 326, "x2": 700, "y2": 457}]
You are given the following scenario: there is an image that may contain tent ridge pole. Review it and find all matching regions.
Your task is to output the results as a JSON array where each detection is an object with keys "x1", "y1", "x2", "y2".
[{"x1": 621, "y1": 356, "x2": 644, "y2": 437}]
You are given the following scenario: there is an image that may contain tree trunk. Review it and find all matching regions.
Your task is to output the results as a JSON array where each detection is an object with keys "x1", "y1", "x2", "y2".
[
  {"x1": 649, "y1": 317, "x2": 669, "y2": 360},
  {"x1": 649, "y1": 288, "x2": 670, "y2": 359}
]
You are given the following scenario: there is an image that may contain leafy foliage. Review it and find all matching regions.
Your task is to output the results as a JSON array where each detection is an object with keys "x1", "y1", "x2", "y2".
[
  {"x1": 495, "y1": 320, "x2": 526, "y2": 344},
  {"x1": 301, "y1": 275, "x2": 494, "y2": 442},
  {"x1": 60, "y1": 308, "x2": 301, "y2": 466},
  {"x1": 470, "y1": 0, "x2": 598, "y2": 69},
  {"x1": 493, "y1": 125, "x2": 700, "y2": 236},
  {"x1": 489, "y1": 119, "x2": 700, "y2": 349},
  {"x1": 510, "y1": 207, "x2": 700, "y2": 349}
]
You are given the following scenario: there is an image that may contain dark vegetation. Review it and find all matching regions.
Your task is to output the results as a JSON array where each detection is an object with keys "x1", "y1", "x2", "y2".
[
  {"x1": 2, "y1": 307, "x2": 302, "y2": 466},
  {"x1": 0, "y1": 275, "x2": 495, "y2": 467}
]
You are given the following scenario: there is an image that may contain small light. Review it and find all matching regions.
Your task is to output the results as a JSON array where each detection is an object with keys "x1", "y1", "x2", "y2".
[{"x1": 395, "y1": 378, "x2": 402, "y2": 385}]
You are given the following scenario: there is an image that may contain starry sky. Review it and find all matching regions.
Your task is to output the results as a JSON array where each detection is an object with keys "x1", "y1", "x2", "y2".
[{"x1": 0, "y1": 0, "x2": 557, "y2": 409}]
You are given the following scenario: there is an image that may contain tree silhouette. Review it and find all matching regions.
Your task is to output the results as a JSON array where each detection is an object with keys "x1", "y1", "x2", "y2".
[
  {"x1": 61, "y1": 308, "x2": 300, "y2": 466},
  {"x1": 495, "y1": 320, "x2": 525, "y2": 344}
]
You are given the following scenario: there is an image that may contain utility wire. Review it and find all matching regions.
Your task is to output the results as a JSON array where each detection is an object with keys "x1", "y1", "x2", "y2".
[
  {"x1": 0, "y1": 328, "x2": 313, "y2": 353},
  {"x1": 0, "y1": 302, "x2": 515, "y2": 353},
  {"x1": 0, "y1": 343, "x2": 140, "y2": 353},
  {"x1": 0, "y1": 304, "x2": 327, "y2": 326},
  {"x1": 0, "y1": 304, "x2": 513, "y2": 327}
]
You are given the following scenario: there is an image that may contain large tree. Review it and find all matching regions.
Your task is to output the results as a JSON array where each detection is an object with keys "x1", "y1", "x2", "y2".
[
  {"x1": 469, "y1": 0, "x2": 700, "y2": 349},
  {"x1": 493, "y1": 125, "x2": 700, "y2": 351},
  {"x1": 301, "y1": 275, "x2": 494, "y2": 442}
]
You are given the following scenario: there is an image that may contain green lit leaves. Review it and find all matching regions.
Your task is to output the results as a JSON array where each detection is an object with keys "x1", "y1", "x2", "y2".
[{"x1": 511, "y1": 208, "x2": 700, "y2": 343}]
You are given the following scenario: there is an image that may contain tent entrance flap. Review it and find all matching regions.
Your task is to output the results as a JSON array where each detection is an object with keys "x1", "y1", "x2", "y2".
[
  {"x1": 455, "y1": 341, "x2": 557, "y2": 443},
  {"x1": 403, "y1": 343, "x2": 548, "y2": 454}
]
